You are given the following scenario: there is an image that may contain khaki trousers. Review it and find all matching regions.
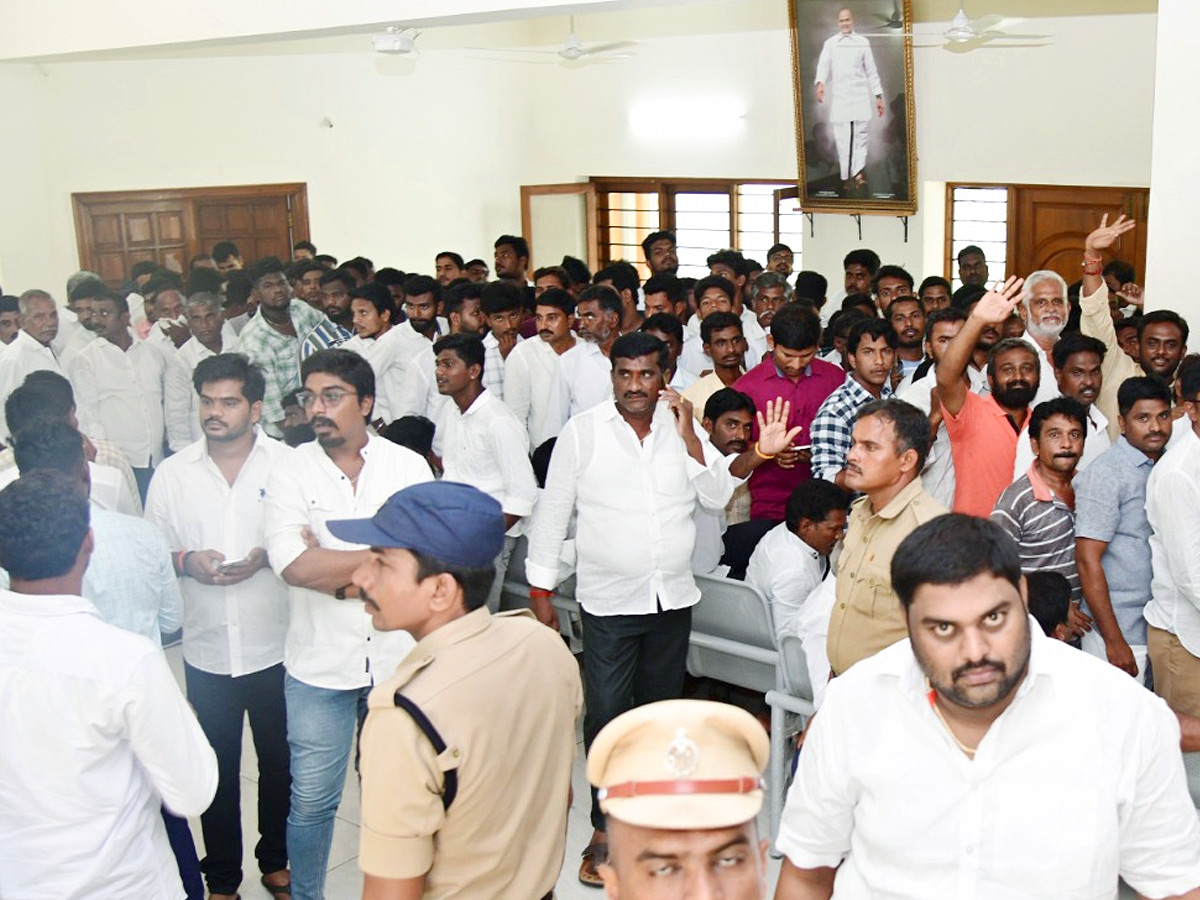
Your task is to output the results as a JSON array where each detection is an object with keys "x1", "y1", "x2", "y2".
[{"x1": 1147, "y1": 624, "x2": 1200, "y2": 717}]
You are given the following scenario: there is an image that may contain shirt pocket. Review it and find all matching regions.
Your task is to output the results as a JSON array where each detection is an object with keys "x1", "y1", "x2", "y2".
[{"x1": 850, "y1": 564, "x2": 895, "y2": 620}]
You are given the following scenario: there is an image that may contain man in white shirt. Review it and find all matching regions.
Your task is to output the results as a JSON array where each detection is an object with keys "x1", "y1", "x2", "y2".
[
  {"x1": 525, "y1": 331, "x2": 747, "y2": 885},
  {"x1": 57, "y1": 277, "x2": 104, "y2": 370},
  {"x1": 0, "y1": 470, "x2": 218, "y2": 900},
  {"x1": 0, "y1": 289, "x2": 64, "y2": 442},
  {"x1": 504, "y1": 287, "x2": 576, "y2": 448},
  {"x1": 68, "y1": 290, "x2": 170, "y2": 498},
  {"x1": 813, "y1": 6, "x2": 884, "y2": 194},
  {"x1": 775, "y1": 514, "x2": 1200, "y2": 899},
  {"x1": 1145, "y1": 364, "x2": 1200, "y2": 719},
  {"x1": 166, "y1": 292, "x2": 239, "y2": 451},
  {"x1": 263, "y1": 348, "x2": 432, "y2": 900},
  {"x1": 479, "y1": 280, "x2": 526, "y2": 401},
  {"x1": 434, "y1": 334, "x2": 538, "y2": 612},
  {"x1": 146, "y1": 354, "x2": 292, "y2": 900},
  {"x1": 543, "y1": 284, "x2": 622, "y2": 440},
  {"x1": 747, "y1": 478, "x2": 849, "y2": 643}
]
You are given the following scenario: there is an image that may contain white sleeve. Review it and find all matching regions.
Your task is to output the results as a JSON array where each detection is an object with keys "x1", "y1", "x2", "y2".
[
  {"x1": 503, "y1": 347, "x2": 533, "y2": 436},
  {"x1": 690, "y1": 437, "x2": 743, "y2": 511},
  {"x1": 525, "y1": 418, "x2": 581, "y2": 589},
  {"x1": 814, "y1": 37, "x2": 832, "y2": 85},
  {"x1": 491, "y1": 414, "x2": 538, "y2": 519},
  {"x1": 264, "y1": 462, "x2": 313, "y2": 576},
  {"x1": 164, "y1": 356, "x2": 195, "y2": 453},
  {"x1": 67, "y1": 352, "x2": 106, "y2": 441},
  {"x1": 1154, "y1": 468, "x2": 1200, "y2": 615}
]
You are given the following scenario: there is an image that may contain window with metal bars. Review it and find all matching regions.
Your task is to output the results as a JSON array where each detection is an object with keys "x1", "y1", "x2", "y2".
[{"x1": 946, "y1": 185, "x2": 1010, "y2": 291}]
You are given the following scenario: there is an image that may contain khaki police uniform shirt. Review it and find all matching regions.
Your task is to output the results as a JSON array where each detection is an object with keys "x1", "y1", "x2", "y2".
[
  {"x1": 358, "y1": 607, "x2": 583, "y2": 898},
  {"x1": 826, "y1": 478, "x2": 946, "y2": 675}
]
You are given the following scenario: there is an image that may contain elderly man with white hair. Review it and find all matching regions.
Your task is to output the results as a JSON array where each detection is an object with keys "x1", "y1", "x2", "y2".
[
  {"x1": 1017, "y1": 269, "x2": 1071, "y2": 406},
  {"x1": 0, "y1": 289, "x2": 66, "y2": 442}
]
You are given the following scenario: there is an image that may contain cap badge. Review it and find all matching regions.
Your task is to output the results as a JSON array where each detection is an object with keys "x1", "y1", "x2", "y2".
[{"x1": 664, "y1": 727, "x2": 700, "y2": 778}]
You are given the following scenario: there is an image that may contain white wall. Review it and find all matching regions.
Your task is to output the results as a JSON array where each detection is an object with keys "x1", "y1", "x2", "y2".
[{"x1": 0, "y1": 1, "x2": 1161, "y2": 296}]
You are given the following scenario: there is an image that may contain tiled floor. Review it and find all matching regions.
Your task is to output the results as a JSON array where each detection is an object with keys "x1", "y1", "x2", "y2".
[{"x1": 166, "y1": 646, "x2": 784, "y2": 900}]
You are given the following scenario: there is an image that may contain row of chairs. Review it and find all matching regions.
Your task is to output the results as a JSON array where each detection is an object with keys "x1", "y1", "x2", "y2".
[{"x1": 499, "y1": 535, "x2": 1200, "y2": 832}]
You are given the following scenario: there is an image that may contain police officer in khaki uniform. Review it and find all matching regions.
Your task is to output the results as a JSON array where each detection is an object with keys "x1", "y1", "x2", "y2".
[
  {"x1": 587, "y1": 699, "x2": 771, "y2": 900},
  {"x1": 328, "y1": 481, "x2": 582, "y2": 900}
]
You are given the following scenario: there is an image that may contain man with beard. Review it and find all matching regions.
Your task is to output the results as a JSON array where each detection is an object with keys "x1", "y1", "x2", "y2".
[
  {"x1": 402, "y1": 274, "x2": 445, "y2": 342},
  {"x1": 1080, "y1": 215, "x2": 1189, "y2": 440},
  {"x1": 748, "y1": 272, "x2": 791, "y2": 333},
  {"x1": 1013, "y1": 270, "x2": 1070, "y2": 406},
  {"x1": 503, "y1": 287, "x2": 576, "y2": 447},
  {"x1": 263, "y1": 349, "x2": 431, "y2": 900},
  {"x1": 493, "y1": 235, "x2": 530, "y2": 288},
  {"x1": 775, "y1": 514, "x2": 1200, "y2": 900},
  {"x1": 768, "y1": 243, "x2": 795, "y2": 277},
  {"x1": 957, "y1": 244, "x2": 990, "y2": 288},
  {"x1": 300, "y1": 269, "x2": 355, "y2": 360},
  {"x1": 57, "y1": 278, "x2": 104, "y2": 369},
  {"x1": 871, "y1": 264, "x2": 913, "y2": 315},
  {"x1": 991, "y1": 397, "x2": 1089, "y2": 618},
  {"x1": 166, "y1": 292, "x2": 240, "y2": 451},
  {"x1": 641, "y1": 230, "x2": 679, "y2": 276},
  {"x1": 937, "y1": 277, "x2": 1040, "y2": 516},
  {"x1": 886, "y1": 294, "x2": 926, "y2": 378},
  {"x1": 691, "y1": 388, "x2": 755, "y2": 575},
  {"x1": 145, "y1": 353, "x2": 292, "y2": 900},
  {"x1": 1075, "y1": 377, "x2": 1174, "y2": 682},
  {"x1": 683, "y1": 312, "x2": 747, "y2": 422},
  {"x1": 543, "y1": 284, "x2": 622, "y2": 438},
  {"x1": 918, "y1": 275, "x2": 952, "y2": 312},
  {"x1": 288, "y1": 260, "x2": 325, "y2": 312},
  {"x1": 811, "y1": 318, "x2": 897, "y2": 485}
]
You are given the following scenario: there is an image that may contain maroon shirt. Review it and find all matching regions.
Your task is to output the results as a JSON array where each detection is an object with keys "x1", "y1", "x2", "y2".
[{"x1": 733, "y1": 357, "x2": 846, "y2": 520}]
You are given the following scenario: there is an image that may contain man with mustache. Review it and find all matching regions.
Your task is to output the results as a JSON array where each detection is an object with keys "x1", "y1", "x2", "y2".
[
  {"x1": 1013, "y1": 270, "x2": 1070, "y2": 406},
  {"x1": 299, "y1": 268, "x2": 356, "y2": 360},
  {"x1": 166, "y1": 292, "x2": 240, "y2": 451},
  {"x1": 775, "y1": 514, "x2": 1200, "y2": 900},
  {"x1": 1075, "y1": 377, "x2": 1174, "y2": 682},
  {"x1": 990, "y1": 398, "x2": 1089, "y2": 641},
  {"x1": 542, "y1": 284, "x2": 623, "y2": 440},
  {"x1": 503, "y1": 287, "x2": 576, "y2": 447},
  {"x1": 937, "y1": 277, "x2": 1040, "y2": 516}
]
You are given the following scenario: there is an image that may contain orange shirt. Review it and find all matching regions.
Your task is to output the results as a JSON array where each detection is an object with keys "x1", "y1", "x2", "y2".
[{"x1": 941, "y1": 391, "x2": 1022, "y2": 517}]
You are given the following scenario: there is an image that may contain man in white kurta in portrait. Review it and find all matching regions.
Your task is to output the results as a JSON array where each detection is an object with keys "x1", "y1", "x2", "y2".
[{"x1": 814, "y1": 7, "x2": 884, "y2": 195}]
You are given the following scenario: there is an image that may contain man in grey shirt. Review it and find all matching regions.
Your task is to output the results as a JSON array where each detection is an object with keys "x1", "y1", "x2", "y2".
[{"x1": 1075, "y1": 377, "x2": 1174, "y2": 684}]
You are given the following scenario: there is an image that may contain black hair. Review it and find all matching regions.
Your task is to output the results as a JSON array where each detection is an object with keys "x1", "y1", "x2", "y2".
[
  {"x1": 224, "y1": 271, "x2": 253, "y2": 308},
  {"x1": 767, "y1": 242, "x2": 793, "y2": 259},
  {"x1": 594, "y1": 261, "x2": 641, "y2": 295},
  {"x1": 892, "y1": 514, "x2": 1022, "y2": 610},
  {"x1": 847, "y1": 318, "x2": 898, "y2": 355},
  {"x1": 464, "y1": 258, "x2": 486, "y2": 269},
  {"x1": 1138, "y1": 309, "x2": 1189, "y2": 344},
  {"x1": 843, "y1": 248, "x2": 880, "y2": 274},
  {"x1": 855, "y1": 398, "x2": 932, "y2": 471},
  {"x1": 351, "y1": 283, "x2": 397, "y2": 319},
  {"x1": 1051, "y1": 332, "x2": 1106, "y2": 370},
  {"x1": 703, "y1": 388, "x2": 755, "y2": 424},
  {"x1": 192, "y1": 353, "x2": 266, "y2": 404},
  {"x1": 436, "y1": 251, "x2": 465, "y2": 269},
  {"x1": 343, "y1": 256, "x2": 374, "y2": 278},
  {"x1": 1114, "y1": 316, "x2": 1140, "y2": 334},
  {"x1": 1026, "y1": 571, "x2": 1071, "y2": 637},
  {"x1": 301, "y1": 348, "x2": 375, "y2": 403},
  {"x1": 743, "y1": 258, "x2": 763, "y2": 275},
  {"x1": 957, "y1": 245, "x2": 986, "y2": 265},
  {"x1": 141, "y1": 270, "x2": 184, "y2": 297},
  {"x1": 577, "y1": 284, "x2": 623, "y2": 319},
  {"x1": 561, "y1": 255, "x2": 591, "y2": 286},
  {"x1": 443, "y1": 281, "x2": 484, "y2": 318},
  {"x1": 610, "y1": 331, "x2": 668, "y2": 372},
  {"x1": 951, "y1": 284, "x2": 988, "y2": 312},
  {"x1": 68, "y1": 278, "x2": 108, "y2": 303},
  {"x1": 1029, "y1": 396, "x2": 1088, "y2": 441},
  {"x1": 1101, "y1": 260, "x2": 1135, "y2": 285},
  {"x1": 1179, "y1": 358, "x2": 1200, "y2": 402},
  {"x1": 380, "y1": 416, "x2": 436, "y2": 458},
  {"x1": 700, "y1": 310, "x2": 744, "y2": 345},
  {"x1": 841, "y1": 292, "x2": 877, "y2": 314},
  {"x1": 535, "y1": 287, "x2": 576, "y2": 316},
  {"x1": 871, "y1": 264, "x2": 914, "y2": 294},
  {"x1": 293, "y1": 240, "x2": 317, "y2": 255},
  {"x1": 830, "y1": 308, "x2": 870, "y2": 340},
  {"x1": 919, "y1": 275, "x2": 952, "y2": 296},
  {"x1": 212, "y1": 241, "x2": 241, "y2": 264},
  {"x1": 707, "y1": 249, "x2": 748, "y2": 277},
  {"x1": 411, "y1": 549, "x2": 497, "y2": 613},
  {"x1": 314, "y1": 254, "x2": 339, "y2": 267},
  {"x1": 480, "y1": 281, "x2": 526, "y2": 316},
  {"x1": 1118, "y1": 376, "x2": 1173, "y2": 417},
  {"x1": 319, "y1": 268, "x2": 356, "y2": 292},
  {"x1": 130, "y1": 260, "x2": 159, "y2": 280},
  {"x1": 641, "y1": 230, "x2": 676, "y2": 257},
  {"x1": 644, "y1": 273, "x2": 687, "y2": 307},
  {"x1": 433, "y1": 333, "x2": 486, "y2": 372},
  {"x1": 186, "y1": 266, "x2": 223, "y2": 297},
  {"x1": 784, "y1": 478, "x2": 851, "y2": 534},
  {"x1": 245, "y1": 256, "x2": 285, "y2": 288},
  {"x1": 770, "y1": 303, "x2": 823, "y2": 352},
  {"x1": 924, "y1": 306, "x2": 967, "y2": 340},
  {"x1": 375, "y1": 268, "x2": 406, "y2": 288},
  {"x1": 986, "y1": 337, "x2": 1039, "y2": 378},
  {"x1": 494, "y1": 234, "x2": 530, "y2": 260},
  {"x1": 794, "y1": 270, "x2": 827, "y2": 303},
  {"x1": 94, "y1": 291, "x2": 129, "y2": 317},
  {"x1": 0, "y1": 470, "x2": 91, "y2": 581},
  {"x1": 289, "y1": 260, "x2": 326, "y2": 282},
  {"x1": 641, "y1": 313, "x2": 684, "y2": 346},
  {"x1": 0, "y1": 295, "x2": 18, "y2": 315},
  {"x1": 5, "y1": 373, "x2": 75, "y2": 439},
  {"x1": 403, "y1": 274, "x2": 442, "y2": 303},
  {"x1": 13, "y1": 419, "x2": 86, "y2": 479},
  {"x1": 533, "y1": 266, "x2": 571, "y2": 289},
  {"x1": 693, "y1": 275, "x2": 735, "y2": 306}
]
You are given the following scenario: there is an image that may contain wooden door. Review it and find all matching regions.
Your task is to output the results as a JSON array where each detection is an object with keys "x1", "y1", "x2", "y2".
[
  {"x1": 1011, "y1": 185, "x2": 1149, "y2": 283},
  {"x1": 73, "y1": 183, "x2": 309, "y2": 288}
]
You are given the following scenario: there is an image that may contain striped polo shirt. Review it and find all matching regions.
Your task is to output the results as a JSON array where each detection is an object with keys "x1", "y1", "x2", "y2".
[{"x1": 990, "y1": 463, "x2": 1079, "y2": 601}]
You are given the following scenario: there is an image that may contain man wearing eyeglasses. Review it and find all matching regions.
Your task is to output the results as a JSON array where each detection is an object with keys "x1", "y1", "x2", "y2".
[{"x1": 263, "y1": 348, "x2": 433, "y2": 900}]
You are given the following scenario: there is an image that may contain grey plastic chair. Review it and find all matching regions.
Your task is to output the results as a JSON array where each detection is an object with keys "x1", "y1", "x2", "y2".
[
  {"x1": 686, "y1": 573, "x2": 779, "y2": 693},
  {"x1": 764, "y1": 634, "x2": 817, "y2": 845},
  {"x1": 501, "y1": 534, "x2": 582, "y2": 653},
  {"x1": 1185, "y1": 751, "x2": 1200, "y2": 811}
]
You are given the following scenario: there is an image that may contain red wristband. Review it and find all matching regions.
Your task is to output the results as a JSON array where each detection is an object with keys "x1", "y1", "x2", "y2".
[{"x1": 529, "y1": 588, "x2": 556, "y2": 599}]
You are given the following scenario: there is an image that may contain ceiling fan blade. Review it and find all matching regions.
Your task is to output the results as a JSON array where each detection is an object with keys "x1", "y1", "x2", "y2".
[
  {"x1": 464, "y1": 46, "x2": 559, "y2": 56},
  {"x1": 981, "y1": 32, "x2": 1051, "y2": 40},
  {"x1": 581, "y1": 41, "x2": 637, "y2": 55}
]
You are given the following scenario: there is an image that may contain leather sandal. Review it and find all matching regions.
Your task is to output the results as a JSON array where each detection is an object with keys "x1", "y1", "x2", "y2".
[
  {"x1": 578, "y1": 842, "x2": 608, "y2": 887},
  {"x1": 260, "y1": 873, "x2": 291, "y2": 898}
]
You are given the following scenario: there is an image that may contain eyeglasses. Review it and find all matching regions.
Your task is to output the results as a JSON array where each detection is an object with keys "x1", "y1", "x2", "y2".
[{"x1": 296, "y1": 388, "x2": 357, "y2": 408}]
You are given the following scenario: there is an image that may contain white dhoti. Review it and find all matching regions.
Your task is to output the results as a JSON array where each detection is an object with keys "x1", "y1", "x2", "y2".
[{"x1": 833, "y1": 119, "x2": 870, "y2": 181}]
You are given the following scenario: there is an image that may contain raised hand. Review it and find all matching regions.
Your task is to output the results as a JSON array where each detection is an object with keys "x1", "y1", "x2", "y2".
[
  {"x1": 1085, "y1": 213, "x2": 1137, "y2": 254},
  {"x1": 756, "y1": 397, "x2": 803, "y2": 457},
  {"x1": 660, "y1": 387, "x2": 696, "y2": 438},
  {"x1": 969, "y1": 276, "x2": 1025, "y2": 325},
  {"x1": 1115, "y1": 282, "x2": 1144, "y2": 308}
]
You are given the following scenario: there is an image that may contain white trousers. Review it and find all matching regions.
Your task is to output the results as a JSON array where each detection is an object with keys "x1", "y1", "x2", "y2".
[
  {"x1": 1081, "y1": 626, "x2": 1149, "y2": 686},
  {"x1": 833, "y1": 119, "x2": 870, "y2": 181}
]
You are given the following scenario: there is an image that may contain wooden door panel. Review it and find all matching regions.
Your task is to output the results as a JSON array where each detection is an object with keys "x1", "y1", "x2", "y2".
[
  {"x1": 196, "y1": 204, "x2": 225, "y2": 234},
  {"x1": 157, "y1": 212, "x2": 184, "y2": 242},
  {"x1": 223, "y1": 204, "x2": 253, "y2": 234},
  {"x1": 92, "y1": 214, "x2": 123, "y2": 249},
  {"x1": 94, "y1": 252, "x2": 129, "y2": 284}
]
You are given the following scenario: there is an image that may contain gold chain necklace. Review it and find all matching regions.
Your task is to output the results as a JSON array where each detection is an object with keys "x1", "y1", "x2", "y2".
[{"x1": 926, "y1": 679, "x2": 977, "y2": 759}]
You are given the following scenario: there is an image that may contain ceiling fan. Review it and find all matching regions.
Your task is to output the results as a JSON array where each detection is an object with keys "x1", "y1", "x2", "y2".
[
  {"x1": 372, "y1": 26, "x2": 421, "y2": 55},
  {"x1": 470, "y1": 16, "x2": 636, "y2": 64},
  {"x1": 868, "y1": 5, "x2": 1050, "y2": 52}
]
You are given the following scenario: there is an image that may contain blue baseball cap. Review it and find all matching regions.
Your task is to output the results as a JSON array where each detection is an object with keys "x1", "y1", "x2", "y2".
[{"x1": 327, "y1": 481, "x2": 504, "y2": 568}]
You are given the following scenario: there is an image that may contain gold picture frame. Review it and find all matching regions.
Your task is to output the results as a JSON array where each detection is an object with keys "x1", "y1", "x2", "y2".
[{"x1": 788, "y1": 0, "x2": 918, "y2": 215}]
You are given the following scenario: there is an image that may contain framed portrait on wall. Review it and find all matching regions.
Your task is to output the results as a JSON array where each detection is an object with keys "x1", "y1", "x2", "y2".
[{"x1": 789, "y1": 0, "x2": 918, "y2": 215}]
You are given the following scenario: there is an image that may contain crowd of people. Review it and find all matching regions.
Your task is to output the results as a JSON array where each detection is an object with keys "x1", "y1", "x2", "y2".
[{"x1": 1, "y1": 215, "x2": 1199, "y2": 900}]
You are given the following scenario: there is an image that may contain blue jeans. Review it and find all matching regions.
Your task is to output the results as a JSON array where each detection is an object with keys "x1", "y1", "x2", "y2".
[{"x1": 284, "y1": 674, "x2": 370, "y2": 900}]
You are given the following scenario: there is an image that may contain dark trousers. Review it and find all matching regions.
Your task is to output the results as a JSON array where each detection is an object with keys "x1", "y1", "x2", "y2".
[
  {"x1": 162, "y1": 808, "x2": 203, "y2": 900},
  {"x1": 581, "y1": 603, "x2": 692, "y2": 830},
  {"x1": 132, "y1": 465, "x2": 154, "y2": 504},
  {"x1": 185, "y1": 662, "x2": 291, "y2": 895}
]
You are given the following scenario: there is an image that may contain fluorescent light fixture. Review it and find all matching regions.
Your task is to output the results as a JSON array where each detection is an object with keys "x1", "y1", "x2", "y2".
[{"x1": 628, "y1": 98, "x2": 746, "y2": 141}]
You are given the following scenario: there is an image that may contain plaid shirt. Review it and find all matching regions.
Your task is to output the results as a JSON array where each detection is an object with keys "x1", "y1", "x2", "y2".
[
  {"x1": 482, "y1": 331, "x2": 522, "y2": 401},
  {"x1": 810, "y1": 375, "x2": 892, "y2": 482},
  {"x1": 299, "y1": 318, "x2": 354, "y2": 362},
  {"x1": 237, "y1": 301, "x2": 324, "y2": 437}
]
